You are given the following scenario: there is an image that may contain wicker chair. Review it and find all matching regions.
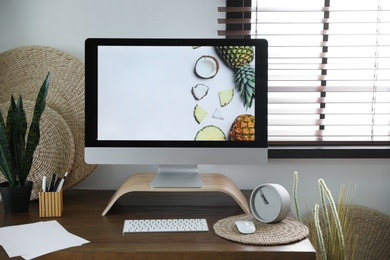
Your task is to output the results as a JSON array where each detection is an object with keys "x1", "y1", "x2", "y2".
[
  {"x1": 305, "y1": 205, "x2": 390, "y2": 260},
  {"x1": 346, "y1": 205, "x2": 390, "y2": 260}
]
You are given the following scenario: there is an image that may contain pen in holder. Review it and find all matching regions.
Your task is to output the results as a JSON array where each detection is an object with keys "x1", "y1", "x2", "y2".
[{"x1": 39, "y1": 189, "x2": 63, "y2": 217}]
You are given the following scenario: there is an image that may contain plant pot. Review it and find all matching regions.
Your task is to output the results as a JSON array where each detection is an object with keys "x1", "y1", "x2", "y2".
[{"x1": 0, "y1": 181, "x2": 33, "y2": 213}]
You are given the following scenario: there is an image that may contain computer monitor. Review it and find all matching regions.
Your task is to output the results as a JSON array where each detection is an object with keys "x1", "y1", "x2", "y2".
[{"x1": 84, "y1": 38, "x2": 268, "y2": 188}]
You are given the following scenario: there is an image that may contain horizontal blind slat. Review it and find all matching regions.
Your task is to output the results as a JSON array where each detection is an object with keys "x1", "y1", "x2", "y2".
[
  {"x1": 219, "y1": 7, "x2": 390, "y2": 12},
  {"x1": 269, "y1": 86, "x2": 390, "y2": 92}
]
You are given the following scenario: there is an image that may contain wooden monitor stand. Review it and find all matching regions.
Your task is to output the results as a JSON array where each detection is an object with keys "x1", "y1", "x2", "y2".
[{"x1": 102, "y1": 173, "x2": 251, "y2": 216}]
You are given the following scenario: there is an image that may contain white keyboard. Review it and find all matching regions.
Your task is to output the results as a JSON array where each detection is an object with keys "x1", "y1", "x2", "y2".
[{"x1": 123, "y1": 218, "x2": 209, "y2": 233}]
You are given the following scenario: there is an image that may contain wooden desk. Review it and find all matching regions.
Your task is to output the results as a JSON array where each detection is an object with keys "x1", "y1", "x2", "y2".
[{"x1": 0, "y1": 190, "x2": 316, "y2": 259}]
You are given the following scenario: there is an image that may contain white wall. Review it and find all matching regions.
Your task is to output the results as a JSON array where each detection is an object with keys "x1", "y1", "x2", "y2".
[{"x1": 1, "y1": 0, "x2": 389, "y2": 216}]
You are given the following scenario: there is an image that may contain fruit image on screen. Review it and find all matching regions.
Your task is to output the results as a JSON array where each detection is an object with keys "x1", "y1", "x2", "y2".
[
  {"x1": 229, "y1": 114, "x2": 255, "y2": 141},
  {"x1": 191, "y1": 46, "x2": 256, "y2": 141},
  {"x1": 195, "y1": 125, "x2": 226, "y2": 140},
  {"x1": 97, "y1": 45, "x2": 256, "y2": 142}
]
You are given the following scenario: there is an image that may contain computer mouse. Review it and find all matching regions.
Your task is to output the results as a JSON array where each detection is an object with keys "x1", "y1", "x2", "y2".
[{"x1": 235, "y1": 220, "x2": 256, "y2": 234}]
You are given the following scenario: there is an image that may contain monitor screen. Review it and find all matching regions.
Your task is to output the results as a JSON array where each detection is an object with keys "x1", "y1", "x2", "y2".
[{"x1": 85, "y1": 38, "x2": 268, "y2": 187}]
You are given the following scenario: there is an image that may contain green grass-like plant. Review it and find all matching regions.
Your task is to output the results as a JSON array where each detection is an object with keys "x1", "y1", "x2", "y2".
[
  {"x1": 293, "y1": 171, "x2": 356, "y2": 260},
  {"x1": 0, "y1": 72, "x2": 50, "y2": 188}
]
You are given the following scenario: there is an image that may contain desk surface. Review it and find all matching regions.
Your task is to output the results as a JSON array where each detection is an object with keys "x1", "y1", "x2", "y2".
[{"x1": 0, "y1": 189, "x2": 316, "y2": 260}]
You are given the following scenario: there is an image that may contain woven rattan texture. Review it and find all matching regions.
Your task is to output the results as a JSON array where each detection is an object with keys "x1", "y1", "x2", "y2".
[
  {"x1": 0, "y1": 101, "x2": 74, "y2": 200},
  {"x1": 0, "y1": 46, "x2": 96, "y2": 191},
  {"x1": 305, "y1": 205, "x2": 390, "y2": 260},
  {"x1": 213, "y1": 214, "x2": 309, "y2": 245},
  {"x1": 348, "y1": 205, "x2": 390, "y2": 260}
]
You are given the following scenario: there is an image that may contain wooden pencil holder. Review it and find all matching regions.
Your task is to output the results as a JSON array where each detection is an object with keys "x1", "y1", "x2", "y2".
[{"x1": 39, "y1": 189, "x2": 63, "y2": 217}]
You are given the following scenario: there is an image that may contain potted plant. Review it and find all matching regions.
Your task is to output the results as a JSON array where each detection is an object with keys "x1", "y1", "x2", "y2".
[
  {"x1": 0, "y1": 72, "x2": 50, "y2": 213},
  {"x1": 293, "y1": 171, "x2": 356, "y2": 260}
]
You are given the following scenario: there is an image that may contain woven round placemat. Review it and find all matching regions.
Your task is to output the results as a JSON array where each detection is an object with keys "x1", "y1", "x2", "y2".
[
  {"x1": 0, "y1": 46, "x2": 96, "y2": 189},
  {"x1": 213, "y1": 214, "x2": 309, "y2": 245},
  {"x1": 0, "y1": 101, "x2": 74, "y2": 200}
]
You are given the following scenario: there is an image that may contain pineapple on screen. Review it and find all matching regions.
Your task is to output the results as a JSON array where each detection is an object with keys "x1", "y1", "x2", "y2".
[
  {"x1": 229, "y1": 114, "x2": 255, "y2": 141},
  {"x1": 195, "y1": 125, "x2": 226, "y2": 140},
  {"x1": 193, "y1": 104, "x2": 208, "y2": 124},
  {"x1": 218, "y1": 88, "x2": 234, "y2": 107},
  {"x1": 234, "y1": 64, "x2": 255, "y2": 110},
  {"x1": 216, "y1": 46, "x2": 254, "y2": 70},
  {"x1": 216, "y1": 46, "x2": 256, "y2": 110}
]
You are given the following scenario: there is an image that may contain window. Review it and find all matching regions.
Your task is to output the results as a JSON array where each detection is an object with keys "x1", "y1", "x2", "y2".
[{"x1": 218, "y1": 0, "x2": 390, "y2": 158}]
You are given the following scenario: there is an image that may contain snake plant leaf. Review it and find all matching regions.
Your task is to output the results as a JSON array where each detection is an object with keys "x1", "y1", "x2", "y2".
[
  {"x1": 0, "y1": 109, "x2": 15, "y2": 187},
  {"x1": 5, "y1": 96, "x2": 15, "y2": 142},
  {"x1": 24, "y1": 72, "x2": 50, "y2": 185},
  {"x1": 10, "y1": 96, "x2": 28, "y2": 186},
  {"x1": 16, "y1": 96, "x2": 28, "y2": 140}
]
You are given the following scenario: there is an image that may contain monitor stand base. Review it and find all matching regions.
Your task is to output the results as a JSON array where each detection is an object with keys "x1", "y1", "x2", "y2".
[
  {"x1": 150, "y1": 165, "x2": 203, "y2": 188},
  {"x1": 101, "y1": 173, "x2": 250, "y2": 216}
]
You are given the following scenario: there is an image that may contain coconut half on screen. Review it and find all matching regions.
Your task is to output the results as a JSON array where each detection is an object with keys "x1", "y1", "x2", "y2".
[{"x1": 194, "y1": 55, "x2": 219, "y2": 79}]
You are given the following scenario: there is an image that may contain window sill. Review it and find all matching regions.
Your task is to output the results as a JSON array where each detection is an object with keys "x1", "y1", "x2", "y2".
[{"x1": 269, "y1": 146, "x2": 390, "y2": 159}]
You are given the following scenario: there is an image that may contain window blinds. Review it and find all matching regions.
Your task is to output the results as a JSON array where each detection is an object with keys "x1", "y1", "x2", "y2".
[{"x1": 219, "y1": 0, "x2": 390, "y2": 145}]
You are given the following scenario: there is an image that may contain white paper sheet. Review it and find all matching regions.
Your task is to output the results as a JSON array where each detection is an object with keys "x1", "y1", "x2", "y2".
[{"x1": 0, "y1": 220, "x2": 89, "y2": 259}]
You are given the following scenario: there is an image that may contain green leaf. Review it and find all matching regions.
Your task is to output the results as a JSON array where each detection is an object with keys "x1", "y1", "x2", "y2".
[
  {"x1": 24, "y1": 72, "x2": 50, "y2": 184},
  {"x1": 5, "y1": 96, "x2": 16, "y2": 141},
  {"x1": 11, "y1": 96, "x2": 27, "y2": 186},
  {"x1": 16, "y1": 96, "x2": 28, "y2": 142},
  {"x1": 7, "y1": 97, "x2": 19, "y2": 183},
  {"x1": 0, "y1": 105, "x2": 15, "y2": 187}
]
